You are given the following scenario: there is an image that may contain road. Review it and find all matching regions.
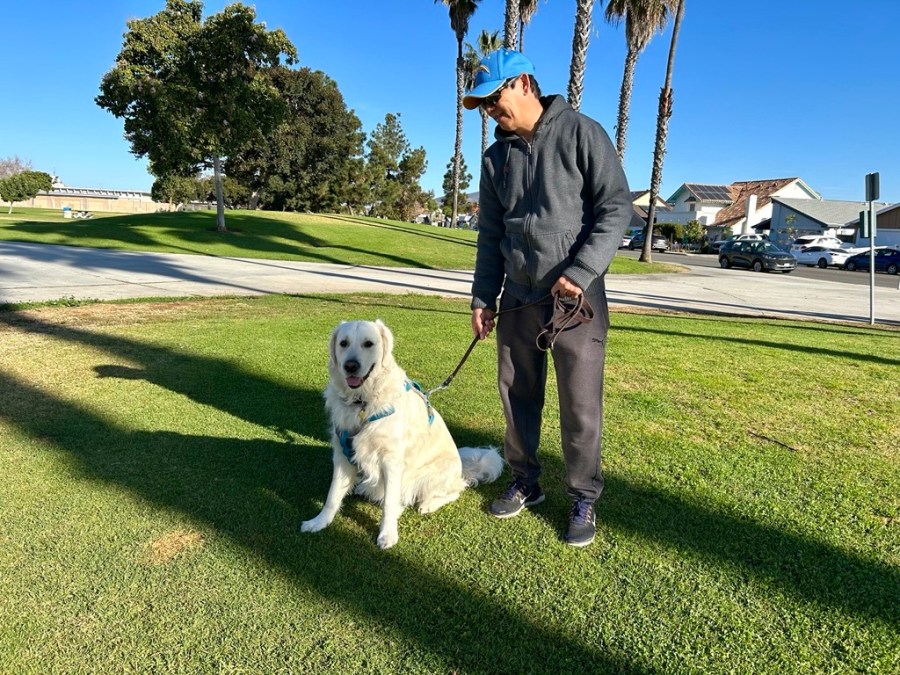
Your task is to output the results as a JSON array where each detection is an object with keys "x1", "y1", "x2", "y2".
[{"x1": 618, "y1": 249, "x2": 899, "y2": 290}]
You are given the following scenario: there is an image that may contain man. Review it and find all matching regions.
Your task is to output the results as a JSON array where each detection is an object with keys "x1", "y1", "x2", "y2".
[{"x1": 464, "y1": 49, "x2": 632, "y2": 547}]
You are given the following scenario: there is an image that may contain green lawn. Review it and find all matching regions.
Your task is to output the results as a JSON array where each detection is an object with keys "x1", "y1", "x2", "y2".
[
  {"x1": 0, "y1": 207, "x2": 683, "y2": 274},
  {"x1": 1, "y1": 295, "x2": 897, "y2": 673}
]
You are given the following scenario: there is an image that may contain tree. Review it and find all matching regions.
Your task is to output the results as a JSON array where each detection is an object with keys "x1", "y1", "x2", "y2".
[
  {"x1": 642, "y1": 0, "x2": 685, "y2": 263},
  {"x1": 97, "y1": 0, "x2": 297, "y2": 231},
  {"x1": 226, "y1": 67, "x2": 364, "y2": 212},
  {"x1": 465, "y1": 30, "x2": 502, "y2": 158},
  {"x1": 0, "y1": 171, "x2": 52, "y2": 214},
  {"x1": 503, "y1": 0, "x2": 520, "y2": 49},
  {"x1": 151, "y1": 174, "x2": 201, "y2": 209},
  {"x1": 606, "y1": 0, "x2": 676, "y2": 161},
  {"x1": 441, "y1": 155, "x2": 472, "y2": 222},
  {"x1": 518, "y1": 0, "x2": 540, "y2": 52},
  {"x1": 436, "y1": 0, "x2": 480, "y2": 232},
  {"x1": 365, "y1": 113, "x2": 428, "y2": 220},
  {"x1": 567, "y1": 0, "x2": 596, "y2": 111},
  {"x1": 0, "y1": 156, "x2": 33, "y2": 179}
]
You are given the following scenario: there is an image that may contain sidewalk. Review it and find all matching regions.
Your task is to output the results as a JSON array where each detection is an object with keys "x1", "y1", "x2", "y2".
[{"x1": 1, "y1": 242, "x2": 897, "y2": 326}]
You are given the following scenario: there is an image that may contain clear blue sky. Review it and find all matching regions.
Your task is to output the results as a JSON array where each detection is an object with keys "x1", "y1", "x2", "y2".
[{"x1": 2, "y1": 0, "x2": 897, "y2": 204}]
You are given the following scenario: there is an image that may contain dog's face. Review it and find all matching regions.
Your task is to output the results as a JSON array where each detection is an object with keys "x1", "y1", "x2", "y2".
[{"x1": 329, "y1": 320, "x2": 395, "y2": 391}]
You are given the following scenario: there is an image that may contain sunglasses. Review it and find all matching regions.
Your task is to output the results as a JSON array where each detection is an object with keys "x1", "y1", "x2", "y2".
[{"x1": 480, "y1": 77, "x2": 518, "y2": 109}]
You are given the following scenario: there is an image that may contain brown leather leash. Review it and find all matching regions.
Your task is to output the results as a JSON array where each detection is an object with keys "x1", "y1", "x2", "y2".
[{"x1": 425, "y1": 292, "x2": 594, "y2": 398}]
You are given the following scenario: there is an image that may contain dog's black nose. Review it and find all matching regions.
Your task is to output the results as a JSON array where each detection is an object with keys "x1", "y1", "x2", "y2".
[{"x1": 344, "y1": 359, "x2": 360, "y2": 374}]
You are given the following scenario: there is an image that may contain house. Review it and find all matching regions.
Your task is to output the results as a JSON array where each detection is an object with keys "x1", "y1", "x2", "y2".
[
  {"x1": 629, "y1": 189, "x2": 669, "y2": 233},
  {"x1": 844, "y1": 202, "x2": 900, "y2": 248},
  {"x1": 770, "y1": 197, "x2": 892, "y2": 247},
  {"x1": 663, "y1": 178, "x2": 821, "y2": 241}
]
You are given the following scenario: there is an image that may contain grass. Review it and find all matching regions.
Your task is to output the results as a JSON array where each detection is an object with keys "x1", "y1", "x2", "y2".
[
  {"x1": 0, "y1": 207, "x2": 684, "y2": 274},
  {"x1": 0, "y1": 294, "x2": 897, "y2": 673}
]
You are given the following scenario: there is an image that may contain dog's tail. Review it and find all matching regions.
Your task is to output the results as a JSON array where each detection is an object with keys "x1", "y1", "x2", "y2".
[{"x1": 458, "y1": 446, "x2": 504, "y2": 486}]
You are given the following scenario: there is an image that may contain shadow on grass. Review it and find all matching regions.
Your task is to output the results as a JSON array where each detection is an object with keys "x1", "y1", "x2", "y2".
[
  {"x1": 617, "y1": 324, "x2": 900, "y2": 367},
  {"x1": 1, "y1": 310, "x2": 897, "y2": 669}
]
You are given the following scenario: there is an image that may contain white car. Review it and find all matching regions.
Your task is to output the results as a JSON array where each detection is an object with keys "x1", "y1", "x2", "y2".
[
  {"x1": 789, "y1": 235, "x2": 844, "y2": 252},
  {"x1": 792, "y1": 245, "x2": 854, "y2": 268}
]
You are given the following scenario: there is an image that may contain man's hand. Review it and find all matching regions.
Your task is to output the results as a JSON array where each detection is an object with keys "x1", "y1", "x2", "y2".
[
  {"x1": 551, "y1": 275, "x2": 583, "y2": 299},
  {"x1": 472, "y1": 307, "x2": 496, "y2": 340}
]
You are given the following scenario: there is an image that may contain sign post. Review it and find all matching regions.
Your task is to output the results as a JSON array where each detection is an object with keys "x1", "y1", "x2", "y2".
[{"x1": 865, "y1": 172, "x2": 879, "y2": 326}]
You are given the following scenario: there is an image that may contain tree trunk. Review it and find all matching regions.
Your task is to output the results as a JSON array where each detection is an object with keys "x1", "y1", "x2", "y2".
[
  {"x1": 452, "y1": 43, "x2": 465, "y2": 229},
  {"x1": 213, "y1": 155, "x2": 227, "y2": 232},
  {"x1": 616, "y1": 48, "x2": 639, "y2": 162},
  {"x1": 504, "y1": 1, "x2": 520, "y2": 50},
  {"x1": 567, "y1": 0, "x2": 594, "y2": 112},
  {"x1": 641, "y1": 0, "x2": 684, "y2": 264}
]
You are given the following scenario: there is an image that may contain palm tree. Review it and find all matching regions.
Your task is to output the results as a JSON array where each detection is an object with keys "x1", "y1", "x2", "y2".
[
  {"x1": 518, "y1": 0, "x2": 540, "y2": 52},
  {"x1": 472, "y1": 30, "x2": 502, "y2": 157},
  {"x1": 504, "y1": 0, "x2": 520, "y2": 49},
  {"x1": 436, "y1": 0, "x2": 481, "y2": 228},
  {"x1": 641, "y1": 0, "x2": 685, "y2": 263},
  {"x1": 606, "y1": 0, "x2": 675, "y2": 162},
  {"x1": 567, "y1": 0, "x2": 596, "y2": 111}
]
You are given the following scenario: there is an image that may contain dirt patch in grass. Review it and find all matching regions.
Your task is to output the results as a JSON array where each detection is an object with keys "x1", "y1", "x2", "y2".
[{"x1": 144, "y1": 529, "x2": 205, "y2": 565}]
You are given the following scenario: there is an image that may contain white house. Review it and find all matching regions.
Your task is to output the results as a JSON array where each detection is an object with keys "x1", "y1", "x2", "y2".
[{"x1": 663, "y1": 183, "x2": 733, "y2": 226}]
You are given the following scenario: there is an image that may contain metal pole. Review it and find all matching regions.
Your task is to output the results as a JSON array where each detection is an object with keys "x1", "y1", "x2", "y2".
[{"x1": 869, "y1": 201, "x2": 876, "y2": 326}]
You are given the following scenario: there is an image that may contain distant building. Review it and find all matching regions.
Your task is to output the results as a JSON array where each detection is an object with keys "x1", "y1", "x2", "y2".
[{"x1": 15, "y1": 178, "x2": 166, "y2": 214}]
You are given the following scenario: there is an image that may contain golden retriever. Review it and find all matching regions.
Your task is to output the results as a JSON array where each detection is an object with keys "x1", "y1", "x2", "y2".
[{"x1": 300, "y1": 319, "x2": 503, "y2": 549}]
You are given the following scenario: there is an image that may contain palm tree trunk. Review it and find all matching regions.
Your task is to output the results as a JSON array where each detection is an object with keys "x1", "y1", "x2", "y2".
[
  {"x1": 452, "y1": 42, "x2": 465, "y2": 228},
  {"x1": 641, "y1": 0, "x2": 684, "y2": 263},
  {"x1": 567, "y1": 0, "x2": 594, "y2": 111},
  {"x1": 504, "y1": 1, "x2": 519, "y2": 49},
  {"x1": 616, "y1": 47, "x2": 639, "y2": 162},
  {"x1": 213, "y1": 155, "x2": 227, "y2": 232}
]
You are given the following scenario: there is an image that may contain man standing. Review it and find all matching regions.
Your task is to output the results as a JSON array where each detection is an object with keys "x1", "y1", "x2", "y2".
[{"x1": 464, "y1": 49, "x2": 632, "y2": 547}]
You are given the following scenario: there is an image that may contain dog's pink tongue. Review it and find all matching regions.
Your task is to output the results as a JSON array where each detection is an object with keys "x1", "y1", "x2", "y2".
[{"x1": 346, "y1": 375, "x2": 364, "y2": 389}]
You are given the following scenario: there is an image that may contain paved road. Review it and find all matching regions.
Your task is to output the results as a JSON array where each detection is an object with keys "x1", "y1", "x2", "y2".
[{"x1": 1, "y1": 242, "x2": 898, "y2": 326}]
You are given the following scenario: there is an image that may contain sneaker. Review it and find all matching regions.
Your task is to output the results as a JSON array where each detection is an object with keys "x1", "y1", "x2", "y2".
[
  {"x1": 489, "y1": 479, "x2": 545, "y2": 519},
  {"x1": 564, "y1": 498, "x2": 596, "y2": 547}
]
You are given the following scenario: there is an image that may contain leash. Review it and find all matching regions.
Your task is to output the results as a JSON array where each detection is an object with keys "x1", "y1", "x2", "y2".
[{"x1": 425, "y1": 292, "x2": 594, "y2": 398}]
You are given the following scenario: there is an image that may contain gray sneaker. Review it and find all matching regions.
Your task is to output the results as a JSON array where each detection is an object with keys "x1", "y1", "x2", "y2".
[
  {"x1": 564, "y1": 498, "x2": 596, "y2": 547},
  {"x1": 489, "y1": 480, "x2": 545, "y2": 519}
]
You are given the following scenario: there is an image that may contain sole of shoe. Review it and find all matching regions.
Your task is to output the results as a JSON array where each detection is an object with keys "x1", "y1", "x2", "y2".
[
  {"x1": 490, "y1": 493, "x2": 545, "y2": 519},
  {"x1": 564, "y1": 534, "x2": 595, "y2": 547}
]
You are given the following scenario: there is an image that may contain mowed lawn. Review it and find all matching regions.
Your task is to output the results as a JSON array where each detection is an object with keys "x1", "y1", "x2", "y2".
[
  {"x1": 0, "y1": 294, "x2": 897, "y2": 673},
  {"x1": 0, "y1": 207, "x2": 682, "y2": 274}
]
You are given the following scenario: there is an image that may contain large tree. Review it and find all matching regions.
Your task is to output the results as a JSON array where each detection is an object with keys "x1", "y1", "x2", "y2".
[
  {"x1": 366, "y1": 113, "x2": 428, "y2": 221},
  {"x1": 503, "y1": 0, "x2": 520, "y2": 49},
  {"x1": 226, "y1": 67, "x2": 363, "y2": 212},
  {"x1": 465, "y1": 30, "x2": 503, "y2": 158},
  {"x1": 96, "y1": 0, "x2": 296, "y2": 231},
  {"x1": 0, "y1": 156, "x2": 33, "y2": 179},
  {"x1": 441, "y1": 155, "x2": 473, "y2": 223},
  {"x1": 606, "y1": 0, "x2": 676, "y2": 162},
  {"x1": 642, "y1": 0, "x2": 685, "y2": 263},
  {"x1": 517, "y1": 0, "x2": 540, "y2": 52},
  {"x1": 0, "y1": 171, "x2": 52, "y2": 214},
  {"x1": 567, "y1": 0, "x2": 597, "y2": 111},
  {"x1": 436, "y1": 0, "x2": 480, "y2": 233}
]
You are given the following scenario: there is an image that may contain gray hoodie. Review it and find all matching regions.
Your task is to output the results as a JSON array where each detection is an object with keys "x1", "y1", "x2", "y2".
[{"x1": 471, "y1": 95, "x2": 632, "y2": 311}]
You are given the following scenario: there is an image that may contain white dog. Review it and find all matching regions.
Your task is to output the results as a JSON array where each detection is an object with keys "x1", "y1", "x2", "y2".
[{"x1": 301, "y1": 319, "x2": 503, "y2": 549}]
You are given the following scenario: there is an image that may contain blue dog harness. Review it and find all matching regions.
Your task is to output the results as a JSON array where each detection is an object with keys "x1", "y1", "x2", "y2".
[{"x1": 337, "y1": 380, "x2": 434, "y2": 465}]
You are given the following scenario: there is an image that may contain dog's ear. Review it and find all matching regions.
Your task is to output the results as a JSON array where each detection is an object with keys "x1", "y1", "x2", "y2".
[
  {"x1": 374, "y1": 319, "x2": 394, "y2": 367},
  {"x1": 328, "y1": 322, "x2": 346, "y2": 367}
]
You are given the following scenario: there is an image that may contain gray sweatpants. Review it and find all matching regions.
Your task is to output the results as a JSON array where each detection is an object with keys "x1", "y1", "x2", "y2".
[{"x1": 496, "y1": 288, "x2": 610, "y2": 502}]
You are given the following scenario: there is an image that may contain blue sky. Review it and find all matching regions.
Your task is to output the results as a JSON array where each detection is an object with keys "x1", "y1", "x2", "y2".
[{"x1": 2, "y1": 0, "x2": 898, "y2": 204}]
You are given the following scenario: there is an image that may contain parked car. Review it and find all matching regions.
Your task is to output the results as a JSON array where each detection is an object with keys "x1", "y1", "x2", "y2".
[
  {"x1": 789, "y1": 235, "x2": 844, "y2": 252},
  {"x1": 629, "y1": 232, "x2": 669, "y2": 252},
  {"x1": 718, "y1": 240, "x2": 796, "y2": 273},
  {"x1": 843, "y1": 247, "x2": 900, "y2": 274},
  {"x1": 792, "y1": 245, "x2": 854, "y2": 269},
  {"x1": 710, "y1": 234, "x2": 765, "y2": 253},
  {"x1": 620, "y1": 235, "x2": 632, "y2": 248}
]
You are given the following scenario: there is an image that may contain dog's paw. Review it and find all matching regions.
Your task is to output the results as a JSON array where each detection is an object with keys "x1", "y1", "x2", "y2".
[
  {"x1": 376, "y1": 529, "x2": 399, "y2": 549},
  {"x1": 300, "y1": 516, "x2": 329, "y2": 533}
]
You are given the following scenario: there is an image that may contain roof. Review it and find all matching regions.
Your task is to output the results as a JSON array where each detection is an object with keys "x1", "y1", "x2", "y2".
[
  {"x1": 40, "y1": 186, "x2": 152, "y2": 199},
  {"x1": 668, "y1": 183, "x2": 732, "y2": 203},
  {"x1": 773, "y1": 197, "x2": 893, "y2": 227},
  {"x1": 713, "y1": 178, "x2": 805, "y2": 226}
]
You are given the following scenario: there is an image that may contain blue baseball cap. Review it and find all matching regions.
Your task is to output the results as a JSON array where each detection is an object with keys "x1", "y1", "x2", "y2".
[{"x1": 463, "y1": 49, "x2": 536, "y2": 110}]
